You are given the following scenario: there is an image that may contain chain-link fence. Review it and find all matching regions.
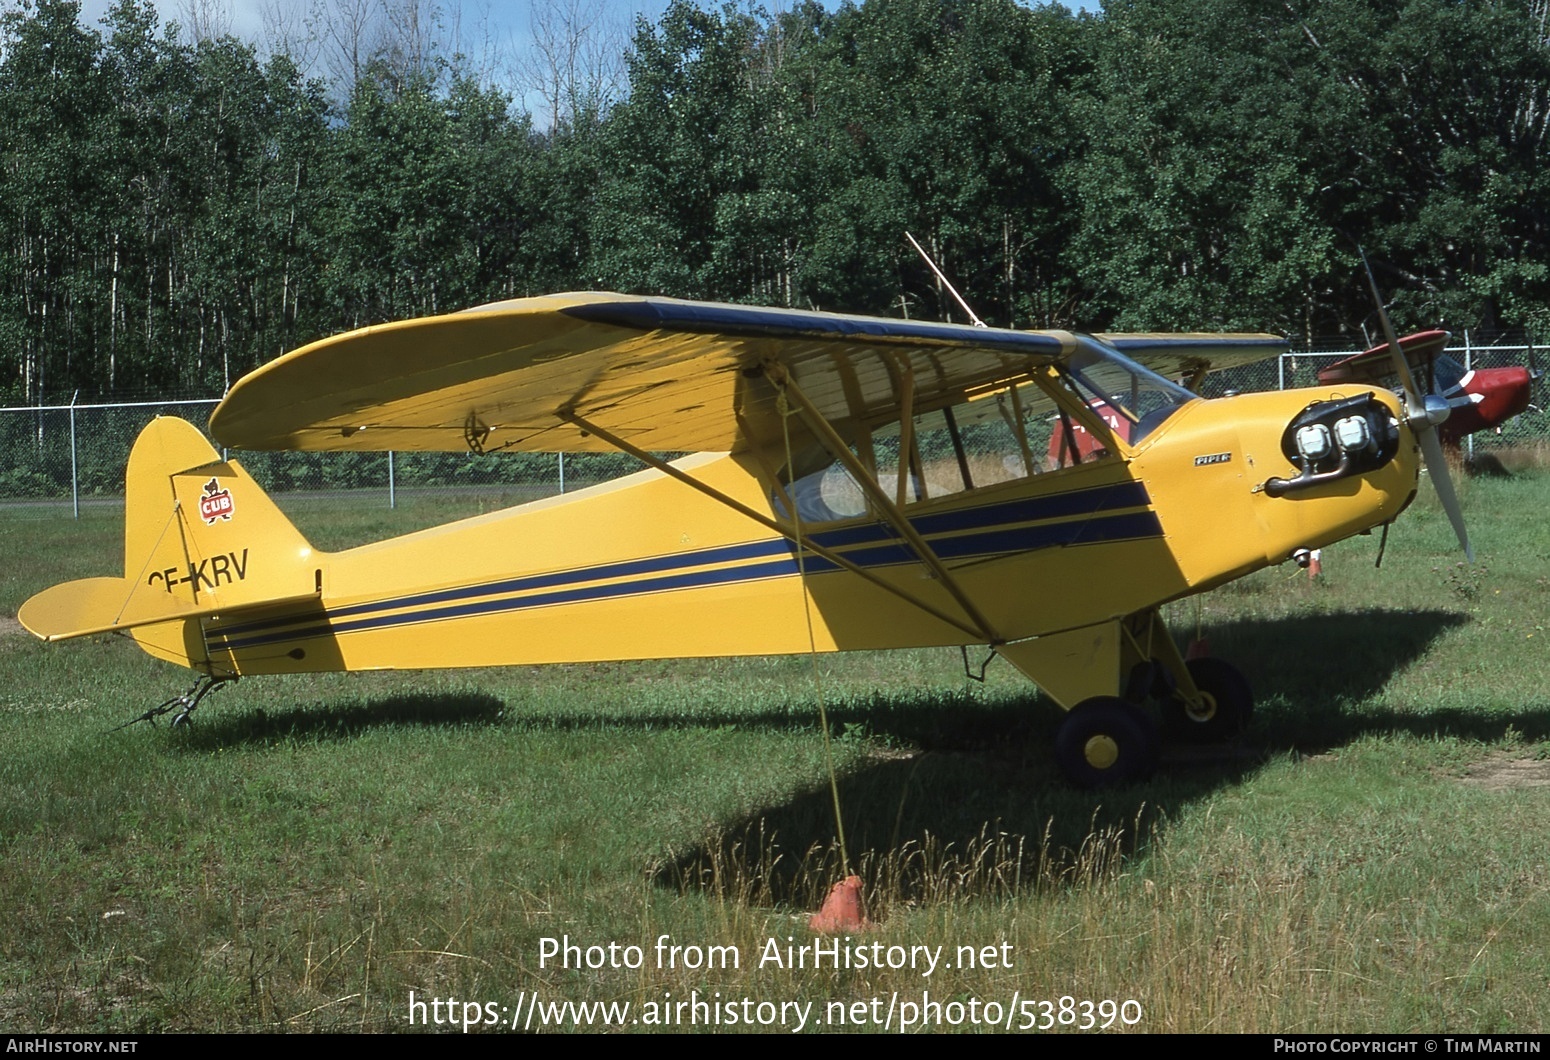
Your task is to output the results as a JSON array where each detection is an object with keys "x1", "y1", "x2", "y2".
[
  {"x1": 3, "y1": 336, "x2": 1544, "y2": 514},
  {"x1": 1197, "y1": 338, "x2": 1542, "y2": 399},
  {"x1": 0, "y1": 398, "x2": 649, "y2": 514}
]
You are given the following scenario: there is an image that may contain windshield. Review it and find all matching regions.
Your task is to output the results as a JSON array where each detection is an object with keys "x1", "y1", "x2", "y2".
[
  {"x1": 1433, "y1": 353, "x2": 1467, "y2": 394},
  {"x1": 1058, "y1": 336, "x2": 1198, "y2": 444}
]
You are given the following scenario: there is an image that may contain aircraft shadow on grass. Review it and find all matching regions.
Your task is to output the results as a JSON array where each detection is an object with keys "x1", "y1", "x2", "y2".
[
  {"x1": 164, "y1": 691, "x2": 509, "y2": 750},
  {"x1": 160, "y1": 605, "x2": 1549, "y2": 904},
  {"x1": 172, "y1": 606, "x2": 1477, "y2": 746},
  {"x1": 656, "y1": 606, "x2": 1550, "y2": 905}
]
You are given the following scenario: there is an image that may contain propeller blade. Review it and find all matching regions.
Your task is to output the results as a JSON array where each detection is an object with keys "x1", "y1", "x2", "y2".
[
  {"x1": 1358, "y1": 247, "x2": 1472, "y2": 561},
  {"x1": 1418, "y1": 424, "x2": 1474, "y2": 561},
  {"x1": 1360, "y1": 249, "x2": 1425, "y2": 416}
]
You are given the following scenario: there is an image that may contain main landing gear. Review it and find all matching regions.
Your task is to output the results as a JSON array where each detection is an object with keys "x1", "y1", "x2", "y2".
[
  {"x1": 1161, "y1": 657, "x2": 1253, "y2": 744},
  {"x1": 1053, "y1": 697, "x2": 1160, "y2": 790},
  {"x1": 1052, "y1": 654, "x2": 1253, "y2": 789},
  {"x1": 999, "y1": 609, "x2": 1254, "y2": 789}
]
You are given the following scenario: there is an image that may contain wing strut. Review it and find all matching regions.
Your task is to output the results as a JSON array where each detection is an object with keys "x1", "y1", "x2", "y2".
[
  {"x1": 760, "y1": 362, "x2": 1004, "y2": 645},
  {"x1": 554, "y1": 409, "x2": 988, "y2": 642},
  {"x1": 891, "y1": 359, "x2": 918, "y2": 507}
]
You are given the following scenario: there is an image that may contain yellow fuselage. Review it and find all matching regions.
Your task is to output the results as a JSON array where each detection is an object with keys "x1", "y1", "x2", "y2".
[{"x1": 148, "y1": 385, "x2": 1413, "y2": 690}]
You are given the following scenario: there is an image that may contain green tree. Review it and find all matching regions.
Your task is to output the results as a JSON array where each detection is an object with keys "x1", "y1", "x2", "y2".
[
  {"x1": 0, "y1": 0, "x2": 113, "y2": 401},
  {"x1": 797, "y1": 0, "x2": 1088, "y2": 324},
  {"x1": 1068, "y1": 0, "x2": 1550, "y2": 338},
  {"x1": 587, "y1": 1, "x2": 771, "y2": 298},
  {"x1": 322, "y1": 66, "x2": 544, "y2": 323}
]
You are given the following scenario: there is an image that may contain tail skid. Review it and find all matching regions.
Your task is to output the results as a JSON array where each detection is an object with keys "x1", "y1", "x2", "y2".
[{"x1": 111, "y1": 673, "x2": 237, "y2": 730}]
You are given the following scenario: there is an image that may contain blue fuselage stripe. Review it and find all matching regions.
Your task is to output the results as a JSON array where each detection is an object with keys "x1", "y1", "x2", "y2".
[
  {"x1": 208, "y1": 538, "x2": 788, "y2": 638},
  {"x1": 205, "y1": 482, "x2": 1161, "y2": 653}
]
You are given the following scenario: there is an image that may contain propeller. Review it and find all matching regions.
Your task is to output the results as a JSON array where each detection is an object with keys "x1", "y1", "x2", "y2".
[
  {"x1": 1435, "y1": 373, "x2": 1480, "y2": 413},
  {"x1": 1360, "y1": 250, "x2": 1474, "y2": 562}
]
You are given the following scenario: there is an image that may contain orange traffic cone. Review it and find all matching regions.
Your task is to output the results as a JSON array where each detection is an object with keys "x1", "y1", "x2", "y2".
[
  {"x1": 808, "y1": 875, "x2": 872, "y2": 933},
  {"x1": 1307, "y1": 549, "x2": 1322, "y2": 580}
]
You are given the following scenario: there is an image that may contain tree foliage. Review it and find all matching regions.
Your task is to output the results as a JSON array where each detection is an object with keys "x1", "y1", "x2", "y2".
[{"x1": 1, "y1": 0, "x2": 1547, "y2": 403}]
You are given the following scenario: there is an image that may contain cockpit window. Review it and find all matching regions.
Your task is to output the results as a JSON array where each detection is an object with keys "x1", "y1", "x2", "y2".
[{"x1": 773, "y1": 338, "x2": 1195, "y2": 524}]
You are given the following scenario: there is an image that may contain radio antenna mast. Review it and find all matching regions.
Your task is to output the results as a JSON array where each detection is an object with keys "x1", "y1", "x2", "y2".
[{"x1": 905, "y1": 231, "x2": 986, "y2": 328}]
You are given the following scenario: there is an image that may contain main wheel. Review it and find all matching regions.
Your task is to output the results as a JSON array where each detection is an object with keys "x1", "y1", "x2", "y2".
[
  {"x1": 1054, "y1": 697, "x2": 1160, "y2": 789},
  {"x1": 1164, "y1": 657, "x2": 1253, "y2": 744}
]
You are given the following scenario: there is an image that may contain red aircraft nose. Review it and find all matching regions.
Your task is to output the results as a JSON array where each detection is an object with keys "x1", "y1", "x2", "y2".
[{"x1": 1441, "y1": 365, "x2": 1532, "y2": 443}]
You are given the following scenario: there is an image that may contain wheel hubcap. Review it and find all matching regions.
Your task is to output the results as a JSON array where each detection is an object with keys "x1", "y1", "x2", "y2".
[
  {"x1": 1185, "y1": 691, "x2": 1218, "y2": 723},
  {"x1": 1083, "y1": 734, "x2": 1119, "y2": 769}
]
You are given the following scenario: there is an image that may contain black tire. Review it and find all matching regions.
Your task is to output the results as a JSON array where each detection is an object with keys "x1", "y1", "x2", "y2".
[
  {"x1": 1164, "y1": 657, "x2": 1253, "y2": 743},
  {"x1": 1054, "y1": 697, "x2": 1160, "y2": 789}
]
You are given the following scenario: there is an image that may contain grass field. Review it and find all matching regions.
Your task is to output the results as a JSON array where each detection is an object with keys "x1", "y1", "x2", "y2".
[{"x1": 4, "y1": 471, "x2": 1550, "y2": 1033}]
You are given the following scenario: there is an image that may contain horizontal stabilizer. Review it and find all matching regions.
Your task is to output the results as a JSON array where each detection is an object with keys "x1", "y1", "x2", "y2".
[
  {"x1": 18, "y1": 417, "x2": 325, "y2": 661},
  {"x1": 18, "y1": 575, "x2": 317, "y2": 642}
]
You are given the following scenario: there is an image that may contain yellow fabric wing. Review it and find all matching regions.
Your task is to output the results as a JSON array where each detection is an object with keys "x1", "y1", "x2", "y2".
[{"x1": 209, "y1": 293, "x2": 1078, "y2": 454}]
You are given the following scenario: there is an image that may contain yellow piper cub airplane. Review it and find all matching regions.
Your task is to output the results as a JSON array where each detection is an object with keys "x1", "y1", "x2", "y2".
[{"x1": 18, "y1": 292, "x2": 1470, "y2": 787}]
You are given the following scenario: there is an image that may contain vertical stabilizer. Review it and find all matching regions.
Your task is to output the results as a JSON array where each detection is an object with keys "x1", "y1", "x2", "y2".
[
  {"x1": 19, "y1": 417, "x2": 321, "y2": 671},
  {"x1": 123, "y1": 417, "x2": 318, "y2": 612}
]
